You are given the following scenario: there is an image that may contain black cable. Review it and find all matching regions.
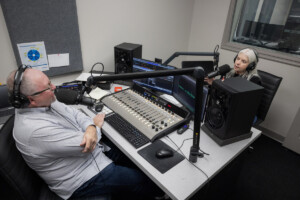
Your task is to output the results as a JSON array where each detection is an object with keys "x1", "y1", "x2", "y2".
[
  {"x1": 178, "y1": 137, "x2": 193, "y2": 151},
  {"x1": 52, "y1": 106, "x2": 103, "y2": 173},
  {"x1": 83, "y1": 62, "x2": 106, "y2": 100},
  {"x1": 92, "y1": 152, "x2": 101, "y2": 172},
  {"x1": 90, "y1": 62, "x2": 105, "y2": 77},
  {"x1": 187, "y1": 126, "x2": 210, "y2": 156},
  {"x1": 166, "y1": 135, "x2": 209, "y2": 179},
  {"x1": 92, "y1": 143, "x2": 107, "y2": 189},
  {"x1": 53, "y1": 97, "x2": 108, "y2": 191},
  {"x1": 213, "y1": 45, "x2": 219, "y2": 70}
]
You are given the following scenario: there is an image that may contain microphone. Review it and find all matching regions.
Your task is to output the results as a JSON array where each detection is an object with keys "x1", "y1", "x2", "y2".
[
  {"x1": 55, "y1": 88, "x2": 94, "y2": 106},
  {"x1": 77, "y1": 94, "x2": 94, "y2": 106},
  {"x1": 207, "y1": 64, "x2": 230, "y2": 78}
]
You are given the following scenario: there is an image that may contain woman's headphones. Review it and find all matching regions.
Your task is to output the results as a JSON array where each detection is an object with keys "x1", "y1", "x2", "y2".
[
  {"x1": 233, "y1": 48, "x2": 259, "y2": 71},
  {"x1": 10, "y1": 65, "x2": 31, "y2": 108}
]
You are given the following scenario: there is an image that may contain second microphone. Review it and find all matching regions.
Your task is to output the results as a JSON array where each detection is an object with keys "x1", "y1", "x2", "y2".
[{"x1": 207, "y1": 64, "x2": 230, "y2": 79}]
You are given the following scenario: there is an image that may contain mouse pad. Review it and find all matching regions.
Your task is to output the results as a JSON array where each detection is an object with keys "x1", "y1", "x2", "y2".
[{"x1": 138, "y1": 140, "x2": 185, "y2": 174}]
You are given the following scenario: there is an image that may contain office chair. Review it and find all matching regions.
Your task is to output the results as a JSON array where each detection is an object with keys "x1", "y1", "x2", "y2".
[
  {"x1": 0, "y1": 115, "x2": 110, "y2": 200},
  {"x1": 254, "y1": 70, "x2": 282, "y2": 126}
]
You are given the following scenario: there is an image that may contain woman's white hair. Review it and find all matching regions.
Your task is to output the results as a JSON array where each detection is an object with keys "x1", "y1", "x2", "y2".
[{"x1": 239, "y1": 48, "x2": 258, "y2": 65}]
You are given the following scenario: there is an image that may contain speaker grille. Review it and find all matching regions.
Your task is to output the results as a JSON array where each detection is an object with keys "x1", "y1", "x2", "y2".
[{"x1": 206, "y1": 105, "x2": 224, "y2": 129}]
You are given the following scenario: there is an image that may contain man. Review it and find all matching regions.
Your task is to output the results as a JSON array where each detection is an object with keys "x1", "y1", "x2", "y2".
[
  {"x1": 7, "y1": 67, "x2": 163, "y2": 200},
  {"x1": 205, "y1": 48, "x2": 261, "y2": 85}
]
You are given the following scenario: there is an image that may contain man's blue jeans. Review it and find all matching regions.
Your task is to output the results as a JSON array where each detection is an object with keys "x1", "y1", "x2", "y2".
[{"x1": 71, "y1": 137, "x2": 163, "y2": 199}]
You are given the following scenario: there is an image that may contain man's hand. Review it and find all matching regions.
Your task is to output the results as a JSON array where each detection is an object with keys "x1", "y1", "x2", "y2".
[
  {"x1": 93, "y1": 113, "x2": 105, "y2": 128},
  {"x1": 80, "y1": 125, "x2": 98, "y2": 153},
  {"x1": 80, "y1": 113, "x2": 105, "y2": 153}
]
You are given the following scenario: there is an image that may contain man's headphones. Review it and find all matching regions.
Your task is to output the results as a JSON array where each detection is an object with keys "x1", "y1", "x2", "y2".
[
  {"x1": 10, "y1": 65, "x2": 31, "y2": 108},
  {"x1": 233, "y1": 48, "x2": 259, "y2": 71}
]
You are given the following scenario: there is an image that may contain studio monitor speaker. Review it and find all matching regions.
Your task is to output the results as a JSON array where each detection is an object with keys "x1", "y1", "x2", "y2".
[
  {"x1": 114, "y1": 42, "x2": 142, "y2": 74},
  {"x1": 202, "y1": 77, "x2": 264, "y2": 146}
]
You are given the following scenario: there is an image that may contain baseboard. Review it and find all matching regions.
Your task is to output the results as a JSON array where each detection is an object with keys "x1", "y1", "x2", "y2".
[{"x1": 254, "y1": 125, "x2": 285, "y2": 143}]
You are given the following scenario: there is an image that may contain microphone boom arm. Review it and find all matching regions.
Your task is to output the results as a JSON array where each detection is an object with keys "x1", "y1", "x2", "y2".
[{"x1": 162, "y1": 51, "x2": 220, "y2": 68}]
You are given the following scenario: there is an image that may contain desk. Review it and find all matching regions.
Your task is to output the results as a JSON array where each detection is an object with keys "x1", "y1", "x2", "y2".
[{"x1": 78, "y1": 104, "x2": 261, "y2": 200}]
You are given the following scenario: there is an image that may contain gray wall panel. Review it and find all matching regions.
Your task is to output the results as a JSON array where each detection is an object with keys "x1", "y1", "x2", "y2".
[{"x1": 1, "y1": 0, "x2": 83, "y2": 76}]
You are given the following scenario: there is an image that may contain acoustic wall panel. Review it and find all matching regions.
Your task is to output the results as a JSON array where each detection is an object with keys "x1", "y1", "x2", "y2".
[{"x1": 1, "y1": 0, "x2": 83, "y2": 76}]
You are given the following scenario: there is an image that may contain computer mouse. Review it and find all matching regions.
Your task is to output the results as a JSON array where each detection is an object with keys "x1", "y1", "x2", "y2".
[
  {"x1": 95, "y1": 103, "x2": 104, "y2": 112},
  {"x1": 155, "y1": 148, "x2": 174, "y2": 159}
]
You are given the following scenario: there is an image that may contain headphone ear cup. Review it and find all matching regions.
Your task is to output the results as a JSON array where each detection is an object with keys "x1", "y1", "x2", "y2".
[
  {"x1": 10, "y1": 93, "x2": 30, "y2": 108},
  {"x1": 9, "y1": 94, "x2": 19, "y2": 108},
  {"x1": 233, "y1": 55, "x2": 237, "y2": 63},
  {"x1": 19, "y1": 94, "x2": 30, "y2": 108},
  {"x1": 246, "y1": 62, "x2": 256, "y2": 71}
]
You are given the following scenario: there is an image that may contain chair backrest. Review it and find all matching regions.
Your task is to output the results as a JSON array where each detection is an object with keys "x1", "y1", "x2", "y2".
[
  {"x1": 0, "y1": 116, "x2": 110, "y2": 200},
  {"x1": 0, "y1": 115, "x2": 62, "y2": 200},
  {"x1": 255, "y1": 70, "x2": 282, "y2": 125}
]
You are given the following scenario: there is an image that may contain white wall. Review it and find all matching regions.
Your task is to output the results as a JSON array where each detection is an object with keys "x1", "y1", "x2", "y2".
[
  {"x1": 0, "y1": 4, "x2": 16, "y2": 85},
  {"x1": 76, "y1": 0, "x2": 194, "y2": 71},
  {"x1": 1, "y1": 0, "x2": 299, "y2": 139},
  {"x1": 0, "y1": 0, "x2": 194, "y2": 83},
  {"x1": 189, "y1": 0, "x2": 300, "y2": 138}
]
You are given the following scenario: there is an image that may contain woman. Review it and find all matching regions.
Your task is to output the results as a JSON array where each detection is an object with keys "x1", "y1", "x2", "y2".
[
  {"x1": 205, "y1": 48, "x2": 262, "y2": 124},
  {"x1": 205, "y1": 48, "x2": 261, "y2": 85}
]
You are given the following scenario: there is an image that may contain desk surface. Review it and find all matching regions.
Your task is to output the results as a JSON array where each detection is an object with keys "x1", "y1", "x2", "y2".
[{"x1": 79, "y1": 105, "x2": 261, "y2": 200}]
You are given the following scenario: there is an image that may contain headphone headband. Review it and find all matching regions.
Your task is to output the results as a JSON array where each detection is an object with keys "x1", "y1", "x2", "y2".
[{"x1": 11, "y1": 65, "x2": 32, "y2": 108}]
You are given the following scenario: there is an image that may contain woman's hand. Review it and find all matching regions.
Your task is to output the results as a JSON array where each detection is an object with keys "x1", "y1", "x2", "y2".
[{"x1": 204, "y1": 77, "x2": 214, "y2": 85}]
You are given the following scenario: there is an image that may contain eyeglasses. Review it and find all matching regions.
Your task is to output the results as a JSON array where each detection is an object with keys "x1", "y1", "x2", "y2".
[
  {"x1": 29, "y1": 81, "x2": 53, "y2": 96},
  {"x1": 29, "y1": 87, "x2": 51, "y2": 96}
]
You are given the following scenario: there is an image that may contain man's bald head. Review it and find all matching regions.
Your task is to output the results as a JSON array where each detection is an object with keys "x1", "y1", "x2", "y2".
[
  {"x1": 6, "y1": 68, "x2": 56, "y2": 108},
  {"x1": 7, "y1": 68, "x2": 45, "y2": 96}
]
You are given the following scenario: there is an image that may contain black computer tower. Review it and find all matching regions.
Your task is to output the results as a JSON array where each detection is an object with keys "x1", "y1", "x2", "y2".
[
  {"x1": 202, "y1": 77, "x2": 264, "y2": 146},
  {"x1": 114, "y1": 42, "x2": 142, "y2": 74}
]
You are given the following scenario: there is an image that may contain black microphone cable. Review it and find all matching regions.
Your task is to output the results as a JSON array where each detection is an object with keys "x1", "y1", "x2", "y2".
[
  {"x1": 52, "y1": 102, "x2": 108, "y2": 193},
  {"x1": 165, "y1": 135, "x2": 209, "y2": 180},
  {"x1": 187, "y1": 126, "x2": 210, "y2": 156},
  {"x1": 90, "y1": 62, "x2": 105, "y2": 77}
]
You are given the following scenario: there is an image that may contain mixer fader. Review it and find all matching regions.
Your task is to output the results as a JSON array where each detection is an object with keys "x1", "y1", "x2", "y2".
[{"x1": 102, "y1": 84, "x2": 190, "y2": 142}]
